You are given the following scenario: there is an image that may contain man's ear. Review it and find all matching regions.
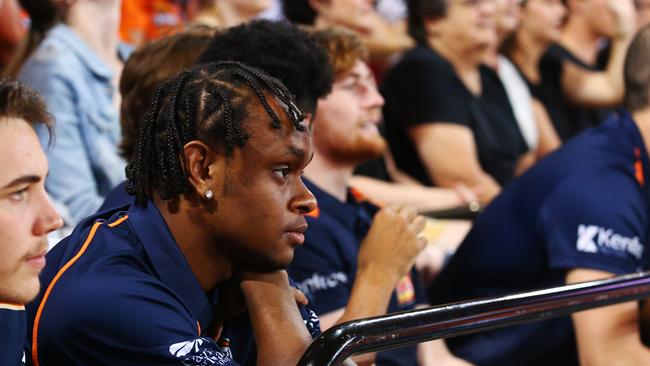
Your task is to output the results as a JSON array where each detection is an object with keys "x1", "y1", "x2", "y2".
[{"x1": 183, "y1": 140, "x2": 223, "y2": 198}]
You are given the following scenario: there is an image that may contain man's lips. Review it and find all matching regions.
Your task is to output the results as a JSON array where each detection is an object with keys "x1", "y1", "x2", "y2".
[
  {"x1": 286, "y1": 224, "x2": 308, "y2": 245},
  {"x1": 26, "y1": 250, "x2": 47, "y2": 270}
]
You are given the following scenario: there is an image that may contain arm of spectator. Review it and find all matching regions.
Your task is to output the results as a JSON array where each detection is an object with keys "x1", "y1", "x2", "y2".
[
  {"x1": 417, "y1": 338, "x2": 473, "y2": 366},
  {"x1": 318, "y1": 205, "x2": 427, "y2": 364},
  {"x1": 567, "y1": 268, "x2": 650, "y2": 366},
  {"x1": 408, "y1": 123, "x2": 501, "y2": 204},
  {"x1": 25, "y1": 74, "x2": 105, "y2": 222},
  {"x1": 531, "y1": 98, "x2": 561, "y2": 158},
  {"x1": 349, "y1": 176, "x2": 472, "y2": 213},
  {"x1": 241, "y1": 270, "x2": 313, "y2": 366},
  {"x1": 560, "y1": 0, "x2": 636, "y2": 107}
]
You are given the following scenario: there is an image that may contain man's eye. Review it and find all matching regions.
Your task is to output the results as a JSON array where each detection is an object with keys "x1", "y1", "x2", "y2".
[
  {"x1": 273, "y1": 167, "x2": 290, "y2": 178},
  {"x1": 10, "y1": 188, "x2": 28, "y2": 202}
]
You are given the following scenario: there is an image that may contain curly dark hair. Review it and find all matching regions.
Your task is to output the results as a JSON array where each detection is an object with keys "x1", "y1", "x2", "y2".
[
  {"x1": 197, "y1": 20, "x2": 333, "y2": 115},
  {"x1": 125, "y1": 61, "x2": 305, "y2": 206}
]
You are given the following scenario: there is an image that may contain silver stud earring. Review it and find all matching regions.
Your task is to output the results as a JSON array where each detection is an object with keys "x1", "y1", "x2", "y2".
[{"x1": 204, "y1": 189, "x2": 214, "y2": 200}]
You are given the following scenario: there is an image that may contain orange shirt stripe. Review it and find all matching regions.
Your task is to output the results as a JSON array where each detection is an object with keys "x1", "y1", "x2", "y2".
[{"x1": 32, "y1": 221, "x2": 102, "y2": 366}]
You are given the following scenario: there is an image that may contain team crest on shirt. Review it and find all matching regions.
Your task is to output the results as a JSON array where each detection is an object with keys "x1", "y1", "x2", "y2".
[
  {"x1": 576, "y1": 224, "x2": 644, "y2": 260},
  {"x1": 396, "y1": 275, "x2": 416, "y2": 306},
  {"x1": 169, "y1": 337, "x2": 233, "y2": 366}
]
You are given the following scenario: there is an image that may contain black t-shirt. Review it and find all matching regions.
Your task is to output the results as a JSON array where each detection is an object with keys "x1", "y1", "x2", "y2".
[
  {"x1": 381, "y1": 46, "x2": 528, "y2": 187},
  {"x1": 538, "y1": 43, "x2": 611, "y2": 141}
]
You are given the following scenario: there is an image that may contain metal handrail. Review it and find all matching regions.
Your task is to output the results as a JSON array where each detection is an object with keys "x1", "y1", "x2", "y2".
[{"x1": 298, "y1": 271, "x2": 650, "y2": 366}]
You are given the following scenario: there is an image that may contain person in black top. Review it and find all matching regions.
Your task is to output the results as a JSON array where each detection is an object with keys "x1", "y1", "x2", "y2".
[
  {"x1": 538, "y1": 0, "x2": 636, "y2": 140},
  {"x1": 0, "y1": 80, "x2": 63, "y2": 365},
  {"x1": 382, "y1": 0, "x2": 529, "y2": 204}
]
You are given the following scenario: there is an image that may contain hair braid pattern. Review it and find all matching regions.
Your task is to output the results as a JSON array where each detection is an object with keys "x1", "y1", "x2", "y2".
[{"x1": 126, "y1": 61, "x2": 305, "y2": 206}]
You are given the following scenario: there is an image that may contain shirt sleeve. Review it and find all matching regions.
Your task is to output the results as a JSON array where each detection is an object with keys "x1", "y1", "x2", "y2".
[
  {"x1": 382, "y1": 52, "x2": 472, "y2": 128},
  {"x1": 19, "y1": 65, "x2": 105, "y2": 223},
  {"x1": 31, "y1": 267, "x2": 239, "y2": 366},
  {"x1": 538, "y1": 170, "x2": 647, "y2": 275},
  {"x1": 288, "y1": 219, "x2": 353, "y2": 315}
]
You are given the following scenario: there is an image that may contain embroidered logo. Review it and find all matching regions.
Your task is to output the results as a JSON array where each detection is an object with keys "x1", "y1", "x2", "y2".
[
  {"x1": 169, "y1": 337, "x2": 233, "y2": 366},
  {"x1": 576, "y1": 224, "x2": 644, "y2": 260}
]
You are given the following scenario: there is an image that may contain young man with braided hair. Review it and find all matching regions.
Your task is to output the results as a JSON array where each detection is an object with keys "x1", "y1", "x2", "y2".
[{"x1": 25, "y1": 61, "x2": 318, "y2": 366}]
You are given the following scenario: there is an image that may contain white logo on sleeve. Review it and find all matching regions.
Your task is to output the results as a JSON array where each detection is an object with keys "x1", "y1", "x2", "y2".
[
  {"x1": 169, "y1": 338, "x2": 233, "y2": 366},
  {"x1": 576, "y1": 224, "x2": 644, "y2": 260},
  {"x1": 295, "y1": 272, "x2": 348, "y2": 296}
]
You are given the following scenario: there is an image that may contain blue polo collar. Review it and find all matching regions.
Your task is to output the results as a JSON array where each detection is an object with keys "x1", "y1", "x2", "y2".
[{"x1": 126, "y1": 201, "x2": 215, "y2": 332}]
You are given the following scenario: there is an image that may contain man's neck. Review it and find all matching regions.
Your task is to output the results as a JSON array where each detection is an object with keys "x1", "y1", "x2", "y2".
[
  {"x1": 559, "y1": 18, "x2": 601, "y2": 66},
  {"x1": 66, "y1": 2, "x2": 121, "y2": 67},
  {"x1": 304, "y1": 154, "x2": 354, "y2": 202},
  {"x1": 155, "y1": 197, "x2": 233, "y2": 293},
  {"x1": 634, "y1": 107, "x2": 650, "y2": 157}
]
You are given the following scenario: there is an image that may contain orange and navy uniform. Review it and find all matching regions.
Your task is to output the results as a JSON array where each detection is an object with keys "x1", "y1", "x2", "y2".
[
  {"x1": 288, "y1": 178, "x2": 425, "y2": 366},
  {"x1": 1, "y1": 302, "x2": 27, "y2": 365},
  {"x1": 25, "y1": 202, "x2": 238, "y2": 366}
]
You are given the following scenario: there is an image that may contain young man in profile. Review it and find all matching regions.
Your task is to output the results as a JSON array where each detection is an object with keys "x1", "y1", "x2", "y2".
[{"x1": 0, "y1": 80, "x2": 62, "y2": 365}]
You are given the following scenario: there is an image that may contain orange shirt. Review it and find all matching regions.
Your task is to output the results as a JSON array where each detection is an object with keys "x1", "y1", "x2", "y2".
[{"x1": 120, "y1": 0, "x2": 186, "y2": 45}]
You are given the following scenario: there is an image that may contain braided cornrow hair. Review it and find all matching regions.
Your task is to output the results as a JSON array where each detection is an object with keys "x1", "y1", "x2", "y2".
[{"x1": 125, "y1": 61, "x2": 305, "y2": 206}]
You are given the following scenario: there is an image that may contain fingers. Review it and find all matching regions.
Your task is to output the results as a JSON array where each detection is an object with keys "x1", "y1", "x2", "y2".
[{"x1": 291, "y1": 287, "x2": 309, "y2": 306}]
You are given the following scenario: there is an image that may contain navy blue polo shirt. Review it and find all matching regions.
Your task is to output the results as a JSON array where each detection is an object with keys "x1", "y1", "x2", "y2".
[
  {"x1": 288, "y1": 178, "x2": 426, "y2": 366},
  {"x1": 1, "y1": 304, "x2": 27, "y2": 365},
  {"x1": 428, "y1": 110, "x2": 650, "y2": 366},
  {"x1": 25, "y1": 200, "x2": 319, "y2": 366}
]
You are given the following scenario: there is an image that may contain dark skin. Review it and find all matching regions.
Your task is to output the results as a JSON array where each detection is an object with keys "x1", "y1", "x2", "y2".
[{"x1": 155, "y1": 96, "x2": 317, "y2": 365}]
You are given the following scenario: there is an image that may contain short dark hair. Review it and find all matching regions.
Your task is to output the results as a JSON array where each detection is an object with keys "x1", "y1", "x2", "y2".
[
  {"x1": 0, "y1": 78, "x2": 52, "y2": 136},
  {"x1": 126, "y1": 61, "x2": 306, "y2": 206},
  {"x1": 119, "y1": 26, "x2": 217, "y2": 162},
  {"x1": 407, "y1": 0, "x2": 448, "y2": 45},
  {"x1": 283, "y1": 0, "x2": 318, "y2": 25},
  {"x1": 197, "y1": 20, "x2": 333, "y2": 115},
  {"x1": 624, "y1": 25, "x2": 650, "y2": 112}
]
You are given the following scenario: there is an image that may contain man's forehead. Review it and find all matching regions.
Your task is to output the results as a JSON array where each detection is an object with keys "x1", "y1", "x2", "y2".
[{"x1": 0, "y1": 118, "x2": 48, "y2": 187}]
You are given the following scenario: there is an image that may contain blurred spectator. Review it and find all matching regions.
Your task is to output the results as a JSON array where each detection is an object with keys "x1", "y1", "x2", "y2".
[
  {"x1": 488, "y1": 0, "x2": 561, "y2": 158},
  {"x1": 429, "y1": 25, "x2": 650, "y2": 366},
  {"x1": 0, "y1": 0, "x2": 25, "y2": 72},
  {"x1": 119, "y1": 0, "x2": 185, "y2": 45},
  {"x1": 382, "y1": 0, "x2": 530, "y2": 204},
  {"x1": 288, "y1": 27, "x2": 468, "y2": 366},
  {"x1": 283, "y1": 0, "x2": 414, "y2": 63},
  {"x1": 15, "y1": 0, "x2": 128, "y2": 224},
  {"x1": 638, "y1": 0, "x2": 650, "y2": 27},
  {"x1": 0, "y1": 79, "x2": 62, "y2": 366},
  {"x1": 539, "y1": 0, "x2": 636, "y2": 140},
  {"x1": 187, "y1": 0, "x2": 272, "y2": 28}
]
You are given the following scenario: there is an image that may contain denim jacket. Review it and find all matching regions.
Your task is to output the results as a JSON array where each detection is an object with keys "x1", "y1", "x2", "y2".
[{"x1": 19, "y1": 24, "x2": 128, "y2": 224}]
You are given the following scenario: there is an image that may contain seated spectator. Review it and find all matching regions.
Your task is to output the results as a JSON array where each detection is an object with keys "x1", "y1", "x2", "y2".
[
  {"x1": 187, "y1": 0, "x2": 272, "y2": 29},
  {"x1": 26, "y1": 61, "x2": 317, "y2": 365},
  {"x1": 539, "y1": 0, "x2": 636, "y2": 140},
  {"x1": 488, "y1": 0, "x2": 561, "y2": 159},
  {"x1": 500, "y1": 0, "x2": 565, "y2": 155},
  {"x1": 0, "y1": 80, "x2": 62, "y2": 366},
  {"x1": 283, "y1": 0, "x2": 414, "y2": 64},
  {"x1": 288, "y1": 27, "x2": 468, "y2": 366},
  {"x1": 428, "y1": 25, "x2": 650, "y2": 366},
  {"x1": 14, "y1": 0, "x2": 128, "y2": 224},
  {"x1": 382, "y1": 0, "x2": 530, "y2": 204}
]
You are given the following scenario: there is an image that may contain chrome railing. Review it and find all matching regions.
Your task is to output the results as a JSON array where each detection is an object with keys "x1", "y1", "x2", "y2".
[{"x1": 298, "y1": 271, "x2": 650, "y2": 366}]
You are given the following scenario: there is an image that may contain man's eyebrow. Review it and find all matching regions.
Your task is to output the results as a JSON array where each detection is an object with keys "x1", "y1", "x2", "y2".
[
  {"x1": 1, "y1": 175, "x2": 40, "y2": 189},
  {"x1": 286, "y1": 146, "x2": 307, "y2": 159}
]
